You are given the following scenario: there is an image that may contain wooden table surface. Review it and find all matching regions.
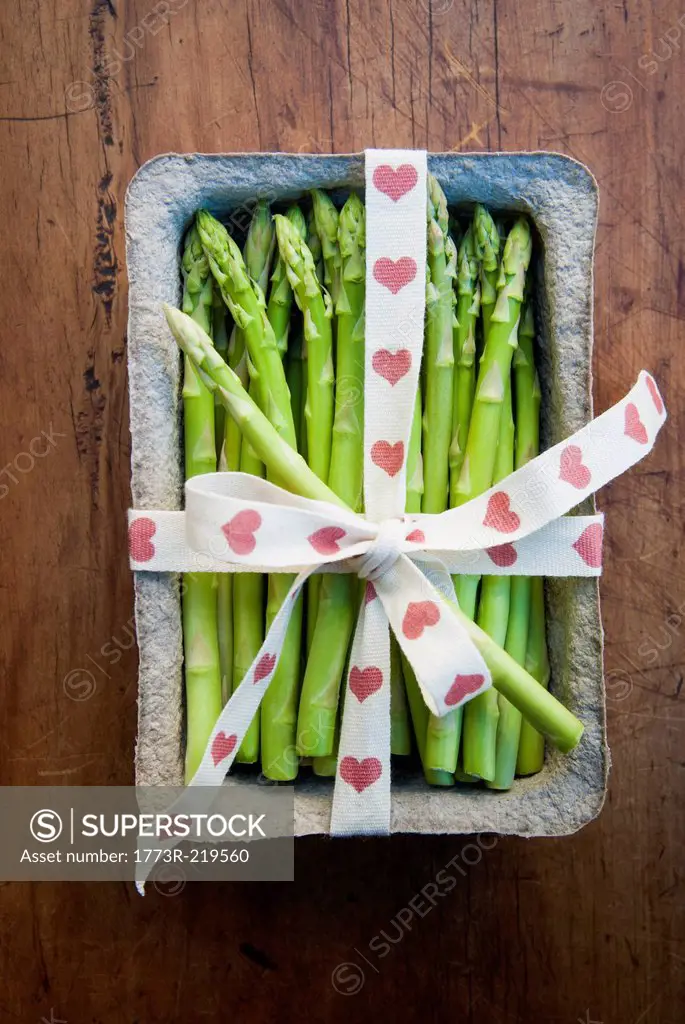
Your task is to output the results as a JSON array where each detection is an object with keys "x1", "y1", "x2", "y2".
[{"x1": 1, "y1": 1, "x2": 683, "y2": 1020}]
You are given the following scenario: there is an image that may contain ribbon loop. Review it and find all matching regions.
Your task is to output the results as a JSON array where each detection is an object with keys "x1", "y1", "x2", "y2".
[{"x1": 355, "y1": 518, "x2": 407, "y2": 581}]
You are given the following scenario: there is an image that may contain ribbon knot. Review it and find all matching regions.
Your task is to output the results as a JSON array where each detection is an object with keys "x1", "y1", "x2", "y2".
[{"x1": 355, "y1": 518, "x2": 407, "y2": 581}]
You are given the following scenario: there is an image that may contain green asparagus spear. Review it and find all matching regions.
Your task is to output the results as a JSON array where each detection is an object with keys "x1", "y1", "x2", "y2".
[
  {"x1": 449, "y1": 225, "x2": 480, "y2": 503},
  {"x1": 462, "y1": 380, "x2": 514, "y2": 780},
  {"x1": 311, "y1": 189, "x2": 342, "y2": 308},
  {"x1": 297, "y1": 194, "x2": 365, "y2": 758},
  {"x1": 267, "y1": 204, "x2": 306, "y2": 358},
  {"x1": 302, "y1": 201, "x2": 333, "y2": 656},
  {"x1": 422, "y1": 175, "x2": 456, "y2": 514},
  {"x1": 258, "y1": 206, "x2": 308, "y2": 781},
  {"x1": 232, "y1": 432, "x2": 265, "y2": 763},
  {"x1": 406, "y1": 388, "x2": 424, "y2": 515},
  {"x1": 449, "y1": 225, "x2": 481, "y2": 619},
  {"x1": 473, "y1": 204, "x2": 501, "y2": 342},
  {"x1": 402, "y1": 382, "x2": 452, "y2": 784},
  {"x1": 285, "y1": 330, "x2": 306, "y2": 453},
  {"x1": 422, "y1": 178, "x2": 460, "y2": 773},
  {"x1": 274, "y1": 212, "x2": 335, "y2": 674},
  {"x1": 180, "y1": 228, "x2": 222, "y2": 781},
  {"x1": 167, "y1": 307, "x2": 584, "y2": 755},
  {"x1": 197, "y1": 210, "x2": 295, "y2": 449},
  {"x1": 230, "y1": 202, "x2": 276, "y2": 763},
  {"x1": 454, "y1": 216, "x2": 532, "y2": 505},
  {"x1": 166, "y1": 307, "x2": 339, "y2": 505},
  {"x1": 516, "y1": 576, "x2": 550, "y2": 775},
  {"x1": 198, "y1": 208, "x2": 305, "y2": 779},
  {"x1": 306, "y1": 207, "x2": 325, "y2": 285},
  {"x1": 489, "y1": 295, "x2": 540, "y2": 789},
  {"x1": 429, "y1": 215, "x2": 531, "y2": 777},
  {"x1": 212, "y1": 286, "x2": 230, "y2": 454},
  {"x1": 212, "y1": 279, "x2": 234, "y2": 707}
]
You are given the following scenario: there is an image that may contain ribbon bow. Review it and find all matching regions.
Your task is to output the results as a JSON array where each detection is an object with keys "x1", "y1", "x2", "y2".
[{"x1": 128, "y1": 149, "x2": 667, "y2": 840}]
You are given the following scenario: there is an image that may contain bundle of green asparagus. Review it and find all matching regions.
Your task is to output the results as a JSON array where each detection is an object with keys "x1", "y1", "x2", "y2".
[{"x1": 172, "y1": 180, "x2": 557, "y2": 791}]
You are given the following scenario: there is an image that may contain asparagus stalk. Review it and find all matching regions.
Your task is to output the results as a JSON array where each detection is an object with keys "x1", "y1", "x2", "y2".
[
  {"x1": 214, "y1": 278, "x2": 234, "y2": 708},
  {"x1": 462, "y1": 381, "x2": 514, "y2": 780},
  {"x1": 422, "y1": 175, "x2": 456, "y2": 514},
  {"x1": 296, "y1": 194, "x2": 365, "y2": 758},
  {"x1": 489, "y1": 295, "x2": 540, "y2": 789},
  {"x1": 312, "y1": 622, "x2": 355, "y2": 778},
  {"x1": 166, "y1": 305, "x2": 584, "y2": 755},
  {"x1": 305, "y1": 196, "x2": 337, "y2": 657},
  {"x1": 406, "y1": 388, "x2": 424, "y2": 514},
  {"x1": 197, "y1": 210, "x2": 295, "y2": 448},
  {"x1": 454, "y1": 216, "x2": 532, "y2": 504},
  {"x1": 233, "y1": 432, "x2": 265, "y2": 763},
  {"x1": 180, "y1": 228, "x2": 222, "y2": 781},
  {"x1": 220, "y1": 322, "x2": 248, "y2": 473},
  {"x1": 258, "y1": 205, "x2": 308, "y2": 780},
  {"x1": 449, "y1": 225, "x2": 481, "y2": 618},
  {"x1": 474, "y1": 203, "x2": 501, "y2": 342},
  {"x1": 274, "y1": 212, "x2": 335, "y2": 672},
  {"x1": 311, "y1": 189, "x2": 342, "y2": 308},
  {"x1": 267, "y1": 204, "x2": 306, "y2": 358},
  {"x1": 302, "y1": 206, "x2": 323, "y2": 652},
  {"x1": 198, "y1": 208, "x2": 304, "y2": 780},
  {"x1": 230, "y1": 202, "x2": 276, "y2": 763},
  {"x1": 422, "y1": 177, "x2": 459, "y2": 773},
  {"x1": 516, "y1": 576, "x2": 550, "y2": 775},
  {"x1": 449, "y1": 225, "x2": 480, "y2": 503},
  {"x1": 285, "y1": 331, "x2": 306, "y2": 453},
  {"x1": 212, "y1": 286, "x2": 230, "y2": 454},
  {"x1": 402, "y1": 383, "x2": 452, "y2": 784},
  {"x1": 306, "y1": 207, "x2": 325, "y2": 285},
  {"x1": 430, "y1": 214, "x2": 531, "y2": 777}
]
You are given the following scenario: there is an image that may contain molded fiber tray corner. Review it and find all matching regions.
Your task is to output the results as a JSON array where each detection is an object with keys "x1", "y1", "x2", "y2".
[{"x1": 125, "y1": 151, "x2": 607, "y2": 838}]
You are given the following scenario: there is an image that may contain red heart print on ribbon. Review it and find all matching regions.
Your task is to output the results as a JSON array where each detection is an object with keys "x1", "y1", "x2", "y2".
[
  {"x1": 254, "y1": 653, "x2": 277, "y2": 684},
  {"x1": 406, "y1": 528, "x2": 425, "y2": 544},
  {"x1": 129, "y1": 517, "x2": 156, "y2": 562},
  {"x1": 624, "y1": 403, "x2": 648, "y2": 444},
  {"x1": 573, "y1": 523, "x2": 603, "y2": 567},
  {"x1": 372, "y1": 348, "x2": 412, "y2": 386},
  {"x1": 371, "y1": 440, "x2": 404, "y2": 477},
  {"x1": 486, "y1": 542, "x2": 517, "y2": 568},
  {"x1": 402, "y1": 600, "x2": 440, "y2": 640},
  {"x1": 222, "y1": 509, "x2": 262, "y2": 555},
  {"x1": 364, "y1": 582, "x2": 377, "y2": 605},
  {"x1": 308, "y1": 526, "x2": 346, "y2": 554},
  {"x1": 373, "y1": 257, "x2": 417, "y2": 295},
  {"x1": 645, "y1": 375, "x2": 664, "y2": 414},
  {"x1": 559, "y1": 444, "x2": 592, "y2": 489},
  {"x1": 211, "y1": 731, "x2": 237, "y2": 766},
  {"x1": 349, "y1": 666, "x2": 383, "y2": 703},
  {"x1": 340, "y1": 756, "x2": 382, "y2": 793},
  {"x1": 483, "y1": 492, "x2": 521, "y2": 533},
  {"x1": 372, "y1": 163, "x2": 418, "y2": 201},
  {"x1": 445, "y1": 674, "x2": 485, "y2": 706}
]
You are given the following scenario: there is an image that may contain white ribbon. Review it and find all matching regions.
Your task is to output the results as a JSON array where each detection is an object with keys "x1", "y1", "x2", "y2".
[{"x1": 128, "y1": 149, "x2": 668, "y2": 843}]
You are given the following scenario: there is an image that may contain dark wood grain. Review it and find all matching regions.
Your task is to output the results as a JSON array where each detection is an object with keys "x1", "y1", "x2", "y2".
[{"x1": 0, "y1": 0, "x2": 683, "y2": 1020}]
